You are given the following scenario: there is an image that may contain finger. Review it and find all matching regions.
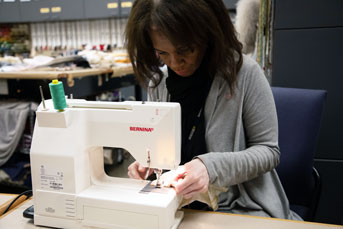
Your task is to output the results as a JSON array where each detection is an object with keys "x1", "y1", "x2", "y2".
[
  {"x1": 128, "y1": 161, "x2": 139, "y2": 171},
  {"x1": 128, "y1": 169, "x2": 143, "y2": 180},
  {"x1": 172, "y1": 177, "x2": 195, "y2": 195},
  {"x1": 172, "y1": 167, "x2": 187, "y2": 182},
  {"x1": 143, "y1": 168, "x2": 151, "y2": 180},
  {"x1": 174, "y1": 172, "x2": 187, "y2": 181},
  {"x1": 128, "y1": 162, "x2": 144, "y2": 180},
  {"x1": 138, "y1": 164, "x2": 148, "y2": 173},
  {"x1": 172, "y1": 174, "x2": 195, "y2": 193}
]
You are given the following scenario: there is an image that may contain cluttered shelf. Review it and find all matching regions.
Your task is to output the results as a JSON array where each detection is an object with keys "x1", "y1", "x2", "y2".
[
  {"x1": 0, "y1": 67, "x2": 113, "y2": 79},
  {"x1": 0, "y1": 65, "x2": 133, "y2": 79},
  {"x1": 0, "y1": 65, "x2": 133, "y2": 87},
  {"x1": 0, "y1": 53, "x2": 139, "y2": 101},
  {"x1": 0, "y1": 49, "x2": 134, "y2": 82}
]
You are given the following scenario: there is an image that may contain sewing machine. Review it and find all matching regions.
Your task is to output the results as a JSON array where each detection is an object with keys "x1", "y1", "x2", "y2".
[{"x1": 30, "y1": 99, "x2": 183, "y2": 229}]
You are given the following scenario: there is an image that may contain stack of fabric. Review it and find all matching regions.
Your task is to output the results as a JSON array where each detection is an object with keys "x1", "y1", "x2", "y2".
[
  {"x1": 0, "y1": 101, "x2": 37, "y2": 190},
  {"x1": 256, "y1": 0, "x2": 274, "y2": 83},
  {"x1": 235, "y1": 0, "x2": 274, "y2": 83}
]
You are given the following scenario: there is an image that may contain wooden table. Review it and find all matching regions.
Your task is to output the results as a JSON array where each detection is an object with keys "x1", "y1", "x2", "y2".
[
  {"x1": 0, "y1": 196, "x2": 341, "y2": 229},
  {"x1": 0, "y1": 65, "x2": 133, "y2": 87},
  {"x1": 0, "y1": 65, "x2": 140, "y2": 101}
]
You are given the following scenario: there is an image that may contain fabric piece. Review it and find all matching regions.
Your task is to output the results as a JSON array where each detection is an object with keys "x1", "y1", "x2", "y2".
[
  {"x1": 0, "y1": 101, "x2": 33, "y2": 166},
  {"x1": 256, "y1": 0, "x2": 273, "y2": 83},
  {"x1": 179, "y1": 185, "x2": 228, "y2": 211},
  {"x1": 148, "y1": 55, "x2": 302, "y2": 220},
  {"x1": 235, "y1": 0, "x2": 260, "y2": 55},
  {"x1": 155, "y1": 168, "x2": 228, "y2": 211},
  {"x1": 0, "y1": 153, "x2": 31, "y2": 188}
]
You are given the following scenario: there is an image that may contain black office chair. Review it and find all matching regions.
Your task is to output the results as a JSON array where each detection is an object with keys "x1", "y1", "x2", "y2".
[{"x1": 271, "y1": 87, "x2": 326, "y2": 221}]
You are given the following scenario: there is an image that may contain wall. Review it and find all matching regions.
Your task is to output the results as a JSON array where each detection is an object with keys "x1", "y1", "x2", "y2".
[{"x1": 272, "y1": 0, "x2": 343, "y2": 224}]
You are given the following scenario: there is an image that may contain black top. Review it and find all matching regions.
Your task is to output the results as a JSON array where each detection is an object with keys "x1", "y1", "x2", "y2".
[{"x1": 166, "y1": 60, "x2": 213, "y2": 165}]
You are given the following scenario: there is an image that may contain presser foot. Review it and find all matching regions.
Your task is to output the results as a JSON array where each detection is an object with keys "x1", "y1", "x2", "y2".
[
  {"x1": 139, "y1": 181, "x2": 170, "y2": 194},
  {"x1": 154, "y1": 169, "x2": 163, "y2": 188}
]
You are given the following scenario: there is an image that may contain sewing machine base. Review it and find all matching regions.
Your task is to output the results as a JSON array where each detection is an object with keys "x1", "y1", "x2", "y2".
[
  {"x1": 33, "y1": 178, "x2": 183, "y2": 229},
  {"x1": 33, "y1": 210, "x2": 184, "y2": 229}
]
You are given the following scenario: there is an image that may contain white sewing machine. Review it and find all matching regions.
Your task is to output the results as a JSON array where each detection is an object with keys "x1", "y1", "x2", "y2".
[{"x1": 30, "y1": 99, "x2": 183, "y2": 229}]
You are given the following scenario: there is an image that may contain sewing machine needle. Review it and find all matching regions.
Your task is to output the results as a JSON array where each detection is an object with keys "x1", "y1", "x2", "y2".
[
  {"x1": 154, "y1": 169, "x2": 162, "y2": 188},
  {"x1": 144, "y1": 168, "x2": 150, "y2": 180},
  {"x1": 39, "y1": 86, "x2": 47, "y2": 110},
  {"x1": 155, "y1": 176, "x2": 161, "y2": 188},
  {"x1": 145, "y1": 149, "x2": 151, "y2": 180}
]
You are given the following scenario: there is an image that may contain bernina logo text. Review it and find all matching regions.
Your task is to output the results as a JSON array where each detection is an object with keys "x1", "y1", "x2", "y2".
[{"x1": 129, "y1": 127, "x2": 154, "y2": 132}]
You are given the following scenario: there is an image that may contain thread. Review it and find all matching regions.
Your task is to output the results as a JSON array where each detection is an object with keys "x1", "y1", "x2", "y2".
[{"x1": 49, "y1": 79, "x2": 67, "y2": 111}]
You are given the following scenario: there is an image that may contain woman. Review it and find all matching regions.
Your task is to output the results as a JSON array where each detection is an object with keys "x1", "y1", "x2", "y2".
[{"x1": 125, "y1": 0, "x2": 301, "y2": 220}]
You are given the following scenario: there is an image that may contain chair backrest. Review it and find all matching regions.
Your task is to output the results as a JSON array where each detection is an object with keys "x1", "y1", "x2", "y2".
[{"x1": 271, "y1": 87, "x2": 326, "y2": 219}]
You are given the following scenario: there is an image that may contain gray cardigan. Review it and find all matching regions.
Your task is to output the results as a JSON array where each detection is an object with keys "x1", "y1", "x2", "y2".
[{"x1": 148, "y1": 56, "x2": 301, "y2": 220}]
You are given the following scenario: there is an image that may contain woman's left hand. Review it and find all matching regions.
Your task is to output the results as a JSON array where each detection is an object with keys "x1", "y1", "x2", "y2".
[{"x1": 171, "y1": 158, "x2": 209, "y2": 199}]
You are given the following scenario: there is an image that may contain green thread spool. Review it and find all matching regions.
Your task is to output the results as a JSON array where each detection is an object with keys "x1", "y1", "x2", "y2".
[{"x1": 49, "y1": 79, "x2": 67, "y2": 111}]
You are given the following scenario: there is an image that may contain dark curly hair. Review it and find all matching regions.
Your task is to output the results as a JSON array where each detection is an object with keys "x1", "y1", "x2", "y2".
[{"x1": 125, "y1": 0, "x2": 243, "y2": 93}]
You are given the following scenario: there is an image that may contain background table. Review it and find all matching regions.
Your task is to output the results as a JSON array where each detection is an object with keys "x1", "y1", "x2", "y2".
[{"x1": 0, "y1": 65, "x2": 141, "y2": 101}]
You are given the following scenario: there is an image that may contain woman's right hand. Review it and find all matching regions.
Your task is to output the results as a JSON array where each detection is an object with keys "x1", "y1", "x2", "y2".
[{"x1": 128, "y1": 161, "x2": 153, "y2": 180}]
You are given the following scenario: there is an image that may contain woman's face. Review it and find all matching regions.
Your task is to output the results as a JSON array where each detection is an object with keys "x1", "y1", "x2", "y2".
[{"x1": 150, "y1": 29, "x2": 205, "y2": 77}]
